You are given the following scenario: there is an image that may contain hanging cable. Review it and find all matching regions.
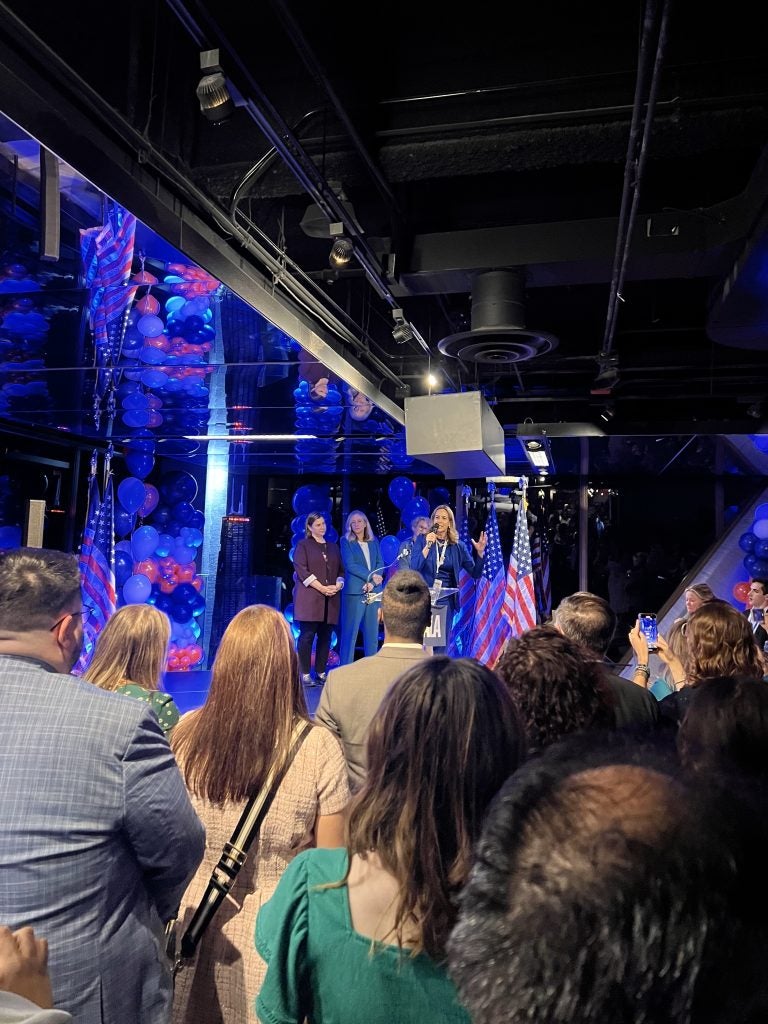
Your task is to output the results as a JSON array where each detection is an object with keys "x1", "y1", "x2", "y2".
[{"x1": 601, "y1": 0, "x2": 671, "y2": 359}]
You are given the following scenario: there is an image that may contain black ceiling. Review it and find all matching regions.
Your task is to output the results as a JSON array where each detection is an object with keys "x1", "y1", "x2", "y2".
[{"x1": 1, "y1": 0, "x2": 768, "y2": 453}]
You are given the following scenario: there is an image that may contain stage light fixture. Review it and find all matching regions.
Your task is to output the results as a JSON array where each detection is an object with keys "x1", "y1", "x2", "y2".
[
  {"x1": 196, "y1": 49, "x2": 234, "y2": 124},
  {"x1": 517, "y1": 434, "x2": 556, "y2": 474},
  {"x1": 392, "y1": 307, "x2": 414, "y2": 344},
  {"x1": 329, "y1": 234, "x2": 354, "y2": 269}
]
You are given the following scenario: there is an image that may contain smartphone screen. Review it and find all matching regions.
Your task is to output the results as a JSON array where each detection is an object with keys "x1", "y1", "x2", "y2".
[
  {"x1": 638, "y1": 612, "x2": 658, "y2": 650},
  {"x1": 754, "y1": 608, "x2": 765, "y2": 624}
]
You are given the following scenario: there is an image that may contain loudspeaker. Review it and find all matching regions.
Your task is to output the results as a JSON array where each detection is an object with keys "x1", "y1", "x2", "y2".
[{"x1": 39, "y1": 148, "x2": 60, "y2": 262}]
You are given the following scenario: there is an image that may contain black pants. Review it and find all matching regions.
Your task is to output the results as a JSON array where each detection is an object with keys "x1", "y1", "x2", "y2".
[{"x1": 297, "y1": 620, "x2": 334, "y2": 675}]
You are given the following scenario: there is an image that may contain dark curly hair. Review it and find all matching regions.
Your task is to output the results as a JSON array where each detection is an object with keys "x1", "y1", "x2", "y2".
[{"x1": 494, "y1": 625, "x2": 614, "y2": 752}]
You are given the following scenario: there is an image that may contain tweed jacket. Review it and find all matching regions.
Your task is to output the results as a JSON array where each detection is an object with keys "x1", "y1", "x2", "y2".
[
  {"x1": 292, "y1": 537, "x2": 344, "y2": 624},
  {"x1": 315, "y1": 644, "x2": 430, "y2": 789},
  {"x1": 0, "y1": 654, "x2": 205, "y2": 1024}
]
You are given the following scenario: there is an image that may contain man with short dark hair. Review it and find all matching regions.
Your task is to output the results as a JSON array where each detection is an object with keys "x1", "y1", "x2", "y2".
[
  {"x1": 746, "y1": 578, "x2": 768, "y2": 648},
  {"x1": 552, "y1": 590, "x2": 658, "y2": 730},
  {"x1": 447, "y1": 734, "x2": 768, "y2": 1024},
  {"x1": 0, "y1": 548, "x2": 205, "y2": 1024},
  {"x1": 315, "y1": 569, "x2": 432, "y2": 789}
]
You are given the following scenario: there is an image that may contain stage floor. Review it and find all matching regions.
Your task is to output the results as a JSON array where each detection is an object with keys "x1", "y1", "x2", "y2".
[{"x1": 164, "y1": 671, "x2": 323, "y2": 717}]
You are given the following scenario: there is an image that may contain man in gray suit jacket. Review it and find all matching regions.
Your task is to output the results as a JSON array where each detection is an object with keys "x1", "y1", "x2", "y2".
[
  {"x1": 316, "y1": 570, "x2": 432, "y2": 790},
  {"x1": 0, "y1": 548, "x2": 205, "y2": 1024}
]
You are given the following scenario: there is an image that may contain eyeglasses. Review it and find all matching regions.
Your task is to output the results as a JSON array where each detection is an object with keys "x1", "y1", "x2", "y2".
[{"x1": 49, "y1": 606, "x2": 95, "y2": 632}]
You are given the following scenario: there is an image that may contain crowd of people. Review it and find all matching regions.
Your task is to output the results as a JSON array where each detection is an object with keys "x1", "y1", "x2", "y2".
[{"x1": 2, "y1": 523, "x2": 768, "y2": 1024}]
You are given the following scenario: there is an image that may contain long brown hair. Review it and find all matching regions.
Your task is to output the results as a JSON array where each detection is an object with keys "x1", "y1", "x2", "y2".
[
  {"x1": 84, "y1": 603, "x2": 170, "y2": 692},
  {"x1": 345, "y1": 656, "x2": 525, "y2": 959},
  {"x1": 683, "y1": 599, "x2": 764, "y2": 684},
  {"x1": 171, "y1": 605, "x2": 309, "y2": 804}
]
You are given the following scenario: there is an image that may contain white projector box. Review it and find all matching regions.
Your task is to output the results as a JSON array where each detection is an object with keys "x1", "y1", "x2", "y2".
[{"x1": 404, "y1": 392, "x2": 505, "y2": 479}]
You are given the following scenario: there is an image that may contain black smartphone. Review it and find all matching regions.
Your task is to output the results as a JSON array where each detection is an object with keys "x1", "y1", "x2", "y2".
[
  {"x1": 753, "y1": 608, "x2": 765, "y2": 624},
  {"x1": 638, "y1": 612, "x2": 658, "y2": 651}
]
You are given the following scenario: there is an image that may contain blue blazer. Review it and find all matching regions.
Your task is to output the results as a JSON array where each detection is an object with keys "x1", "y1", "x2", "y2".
[
  {"x1": 340, "y1": 536, "x2": 384, "y2": 596},
  {"x1": 410, "y1": 539, "x2": 483, "y2": 613},
  {"x1": 0, "y1": 655, "x2": 205, "y2": 1024}
]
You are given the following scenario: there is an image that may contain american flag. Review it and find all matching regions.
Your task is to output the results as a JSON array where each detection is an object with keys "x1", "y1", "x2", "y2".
[
  {"x1": 468, "y1": 490, "x2": 507, "y2": 666},
  {"x1": 374, "y1": 493, "x2": 387, "y2": 539},
  {"x1": 448, "y1": 486, "x2": 476, "y2": 656},
  {"x1": 72, "y1": 463, "x2": 116, "y2": 676},
  {"x1": 501, "y1": 480, "x2": 537, "y2": 639},
  {"x1": 80, "y1": 202, "x2": 138, "y2": 414},
  {"x1": 532, "y1": 529, "x2": 552, "y2": 622}
]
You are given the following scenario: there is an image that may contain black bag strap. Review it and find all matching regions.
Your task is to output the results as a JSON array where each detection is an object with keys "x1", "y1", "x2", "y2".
[{"x1": 174, "y1": 719, "x2": 313, "y2": 966}]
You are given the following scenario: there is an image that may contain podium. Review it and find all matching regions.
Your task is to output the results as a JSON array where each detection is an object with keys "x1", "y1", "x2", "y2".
[
  {"x1": 425, "y1": 585, "x2": 458, "y2": 648},
  {"x1": 362, "y1": 584, "x2": 458, "y2": 648}
]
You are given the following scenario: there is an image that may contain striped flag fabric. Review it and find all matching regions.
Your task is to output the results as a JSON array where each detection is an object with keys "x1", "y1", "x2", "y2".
[
  {"x1": 501, "y1": 481, "x2": 537, "y2": 639},
  {"x1": 73, "y1": 467, "x2": 116, "y2": 675},
  {"x1": 532, "y1": 529, "x2": 552, "y2": 622},
  {"x1": 448, "y1": 487, "x2": 476, "y2": 656},
  {"x1": 468, "y1": 494, "x2": 507, "y2": 666}
]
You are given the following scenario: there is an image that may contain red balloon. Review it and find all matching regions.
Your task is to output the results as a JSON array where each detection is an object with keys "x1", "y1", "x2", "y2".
[
  {"x1": 732, "y1": 581, "x2": 750, "y2": 603},
  {"x1": 136, "y1": 294, "x2": 160, "y2": 315}
]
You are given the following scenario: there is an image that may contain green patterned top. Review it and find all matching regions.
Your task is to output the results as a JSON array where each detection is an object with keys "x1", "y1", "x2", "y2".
[{"x1": 115, "y1": 683, "x2": 180, "y2": 735}]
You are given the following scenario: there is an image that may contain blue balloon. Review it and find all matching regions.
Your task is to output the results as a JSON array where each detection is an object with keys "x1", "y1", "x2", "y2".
[
  {"x1": 137, "y1": 314, "x2": 164, "y2": 337},
  {"x1": 753, "y1": 558, "x2": 768, "y2": 577},
  {"x1": 121, "y1": 409, "x2": 150, "y2": 428},
  {"x1": 170, "y1": 602, "x2": 193, "y2": 624},
  {"x1": 115, "y1": 549, "x2": 133, "y2": 586},
  {"x1": 189, "y1": 510, "x2": 206, "y2": 530},
  {"x1": 118, "y1": 476, "x2": 147, "y2": 514},
  {"x1": 292, "y1": 485, "x2": 327, "y2": 515},
  {"x1": 131, "y1": 526, "x2": 160, "y2": 561},
  {"x1": 744, "y1": 553, "x2": 759, "y2": 574},
  {"x1": 388, "y1": 476, "x2": 414, "y2": 510},
  {"x1": 123, "y1": 573, "x2": 152, "y2": 604},
  {"x1": 755, "y1": 539, "x2": 768, "y2": 559},
  {"x1": 172, "y1": 501, "x2": 195, "y2": 525},
  {"x1": 739, "y1": 531, "x2": 757, "y2": 553},
  {"x1": 160, "y1": 470, "x2": 198, "y2": 505},
  {"x1": 125, "y1": 451, "x2": 154, "y2": 479},
  {"x1": 429, "y1": 487, "x2": 451, "y2": 507},
  {"x1": 380, "y1": 534, "x2": 400, "y2": 564},
  {"x1": 400, "y1": 495, "x2": 430, "y2": 527}
]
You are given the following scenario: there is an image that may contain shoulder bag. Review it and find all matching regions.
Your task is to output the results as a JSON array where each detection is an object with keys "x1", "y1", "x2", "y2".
[{"x1": 166, "y1": 718, "x2": 313, "y2": 978}]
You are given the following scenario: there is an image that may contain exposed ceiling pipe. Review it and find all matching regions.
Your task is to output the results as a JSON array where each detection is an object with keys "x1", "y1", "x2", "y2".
[
  {"x1": 600, "y1": 0, "x2": 670, "y2": 359},
  {"x1": 166, "y1": 0, "x2": 431, "y2": 356}
]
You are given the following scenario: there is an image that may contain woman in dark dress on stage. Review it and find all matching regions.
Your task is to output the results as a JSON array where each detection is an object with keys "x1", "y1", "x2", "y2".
[{"x1": 292, "y1": 512, "x2": 345, "y2": 685}]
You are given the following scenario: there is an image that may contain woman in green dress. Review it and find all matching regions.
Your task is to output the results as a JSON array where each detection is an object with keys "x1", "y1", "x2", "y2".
[
  {"x1": 255, "y1": 656, "x2": 526, "y2": 1024},
  {"x1": 84, "y1": 603, "x2": 179, "y2": 735}
]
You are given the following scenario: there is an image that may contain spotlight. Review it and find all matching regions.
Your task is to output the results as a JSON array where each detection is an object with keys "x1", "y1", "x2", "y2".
[
  {"x1": 196, "y1": 49, "x2": 234, "y2": 124},
  {"x1": 329, "y1": 236, "x2": 354, "y2": 269},
  {"x1": 517, "y1": 433, "x2": 556, "y2": 474},
  {"x1": 599, "y1": 404, "x2": 616, "y2": 423},
  {"x1": 391, "y1": 308, "x2": 414, "y2": 345}
]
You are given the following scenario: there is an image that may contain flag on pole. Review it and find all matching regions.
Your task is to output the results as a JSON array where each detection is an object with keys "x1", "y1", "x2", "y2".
[
  {"x1": 448, "y1": 485, "x2": 476, "y2": 656},
  {"x1": 73, "y1": 455, "x2": 116, "y2": 676},
  {"x1": 501, "y1": 478, "x2": 537, "y2": 639},
  {"x1": 468, "y1": 487, "x2": 507, "y2": 666},
  {"x1": 532, "y1": 528, "x2": 552, "y2": 622}
]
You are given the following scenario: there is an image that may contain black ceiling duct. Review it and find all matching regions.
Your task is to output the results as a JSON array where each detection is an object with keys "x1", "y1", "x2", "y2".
[{"x1": 437, "y1": 269, "x2": 557, "y2": 365}]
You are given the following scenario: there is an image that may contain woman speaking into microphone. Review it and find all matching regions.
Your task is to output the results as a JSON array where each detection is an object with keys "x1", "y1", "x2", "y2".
[{"x1": 410, "y1": 504, "x2": 487, "y2": 652}]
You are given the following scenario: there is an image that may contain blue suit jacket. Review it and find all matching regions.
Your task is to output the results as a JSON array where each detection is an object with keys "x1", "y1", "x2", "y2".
[
  {"x1": 340, "y1": 536, "x2": 384, "y2": 596},
  {"x1": 410, "y1": 539, "x2": 483, "y2": 613},
  {"x1": 0, "y1": 655, "x2": 205, "y2": 1024}
]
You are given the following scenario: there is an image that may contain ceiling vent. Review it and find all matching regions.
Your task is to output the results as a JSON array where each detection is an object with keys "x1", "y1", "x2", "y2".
[{"x1": 437, "y1": 269, "x2": 557, "y2": 365}]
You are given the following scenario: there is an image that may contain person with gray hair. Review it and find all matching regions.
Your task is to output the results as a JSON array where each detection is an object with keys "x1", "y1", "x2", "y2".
[
  {"x1": 552, "y1": 590, "x2": 658, "y2": 731},
  {"x1": 0, "y1": 548, "x2": 205, "y2": 1024},
  {"x1": 315, "y1": 569, "x2": 432, "y2": 789}
]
